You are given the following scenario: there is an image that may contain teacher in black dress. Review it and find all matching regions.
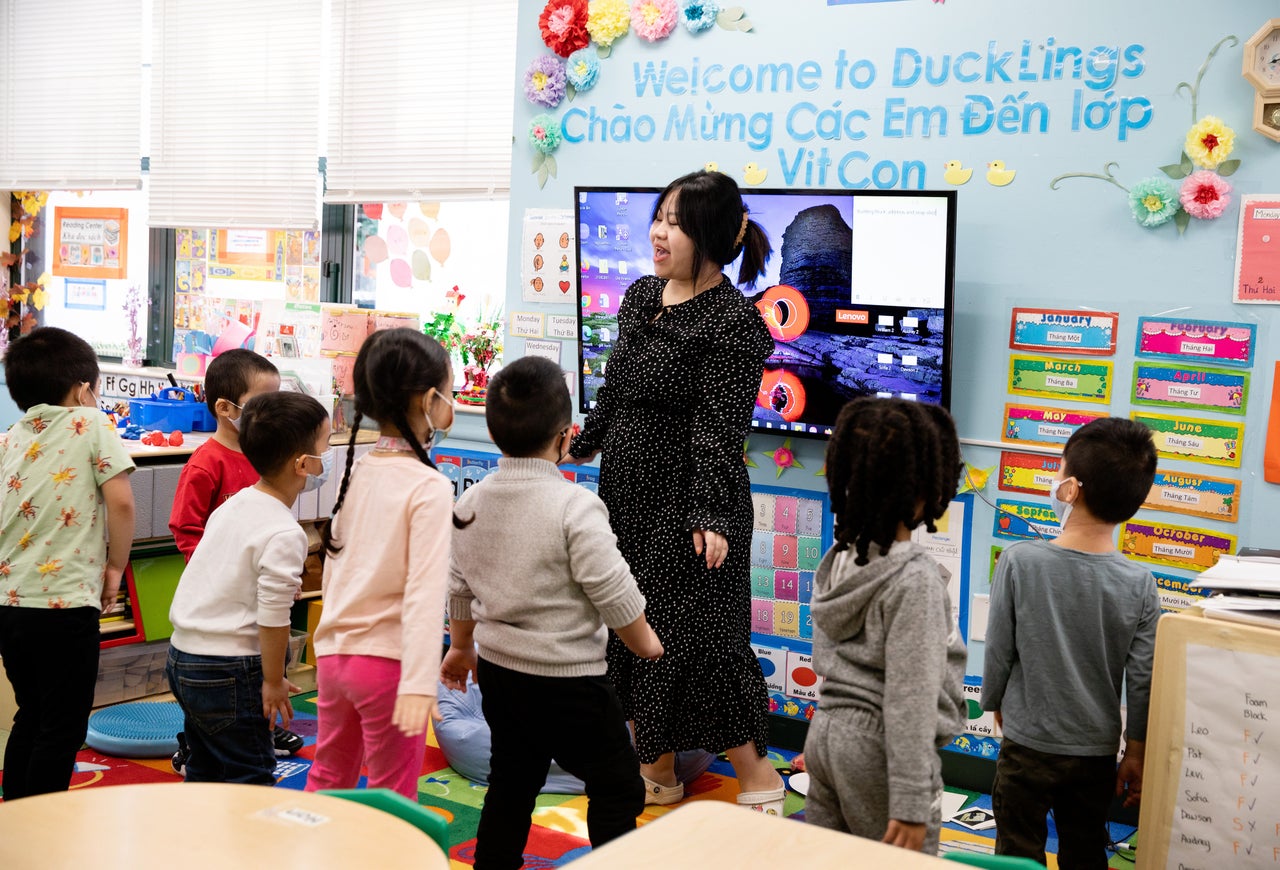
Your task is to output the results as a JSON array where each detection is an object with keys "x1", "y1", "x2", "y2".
[{"x1": 569, "y1": 170, "x2": 785, "y2": 814}]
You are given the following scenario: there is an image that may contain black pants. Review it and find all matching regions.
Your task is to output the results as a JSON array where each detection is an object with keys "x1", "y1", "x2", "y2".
[
  {"x1": 473, "y1": 657, "x2": 644, "y2": 870},
  {"x1": 0, "y1": 606, "x2": 101, "y2": 801},
  {"x1": 992, "y1": 738, "x2": 1116, "y2": 870}
]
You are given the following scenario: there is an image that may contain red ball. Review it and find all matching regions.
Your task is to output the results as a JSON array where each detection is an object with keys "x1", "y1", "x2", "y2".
[{"x1": 168, "y1": 430, "x2": 184, "y2": 447}]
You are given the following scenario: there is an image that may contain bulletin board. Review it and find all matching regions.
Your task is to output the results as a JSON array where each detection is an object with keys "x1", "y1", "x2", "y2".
[
  {"x1": 1136, "y1": 611, "x2": 1280, "y2": 869},
  {"x1": 504, "y1": 0, "x2": 1280, "y2": 689}
]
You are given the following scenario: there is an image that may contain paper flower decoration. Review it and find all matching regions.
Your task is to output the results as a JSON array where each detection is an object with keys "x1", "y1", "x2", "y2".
[
  {"x1": 587, "y1": 0, "x2": 630, "y2": 53},
  {"x1": 1184, "y1": 116, "x2": 1235, "y2": 170},
  {"x1": 631, "y1": 0, "x2": 676, "y2": 42},
  {"x1": 742, "y1": 439, "x2": 758, "y2": 468},
  {"x1": 1127, "y1": 177, "x2": 1179, "y2": 228},
  {"x1": 1179, "y1": 170, "x2": 1231, "y2": 220},
  {"x1": 565, "y1": 47, "x2": 600, "y2": 92},
  {"x1": 764, "y1": 438, "x2": 804, "y2": 479},
  {"x1": 680, "y1": 1, "x2": 718, "y2": 33},
  {"x1": 523, "y1": 55, "x2": 567, "y2": 108},
  {"x1": 539, "y1": 0, "x2": 591, "y2": 57},
  {"x1": 529, "y1": 114, "x2": 562, "y2": 155},
  {"x1": 958, "y1": 464, "x2": 993, "y2": 495}
]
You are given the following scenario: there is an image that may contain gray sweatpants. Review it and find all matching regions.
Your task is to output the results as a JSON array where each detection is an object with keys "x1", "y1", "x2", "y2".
[{"x1": 803, "y1": 707, "x2": 945, "y2": 854}]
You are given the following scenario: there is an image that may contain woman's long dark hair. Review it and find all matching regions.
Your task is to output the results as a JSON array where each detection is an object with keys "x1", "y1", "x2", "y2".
[
  {"x1": 322, "y1": 328, "x2": 463, "y2": 556},
  {"x1": 652, "y1": 169, "x2": 772, "y2": 289},
  {"x1": 824, "y1": 398, "x2": 962, "y2": 566}
]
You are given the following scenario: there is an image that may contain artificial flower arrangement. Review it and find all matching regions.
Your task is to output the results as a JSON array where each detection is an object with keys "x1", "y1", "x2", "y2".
[
  {"x1": 2, "y1": 191, "x2": 51, "y2": 353},
  {"x1": 523, "y1": 0, "x2": 754, "y2": 188},
  {"x1": 453, "y1": 309, "x2": 505, "y2": 407},
  {"x1": 1051, "y1": 37, "x2": 1241, "y2": 235}
]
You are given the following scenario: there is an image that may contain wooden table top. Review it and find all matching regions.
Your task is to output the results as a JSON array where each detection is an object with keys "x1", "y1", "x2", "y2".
[
  {"x1": 567, "y1": 800, "x2": 954, "y2": 869},
  {"x1": 0, "y1": 782, "x2": 448, "y2": 869}
]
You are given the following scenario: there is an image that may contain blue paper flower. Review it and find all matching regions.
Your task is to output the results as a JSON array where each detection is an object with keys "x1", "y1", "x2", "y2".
[
  {"x1": 565, "y1": 48, "x2": 600, "y2": 92},
  {"x1": 680, "y1": 0, "x2": 718, "y2": 34}
]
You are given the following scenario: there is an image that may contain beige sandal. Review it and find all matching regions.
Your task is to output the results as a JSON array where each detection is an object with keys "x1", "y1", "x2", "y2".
[
  {"x1": 737, "y1": 786, "x2": 786, "y2": 816},
  {"x1": 642, "y1": 775, "x2": 684, "y2": 805}
]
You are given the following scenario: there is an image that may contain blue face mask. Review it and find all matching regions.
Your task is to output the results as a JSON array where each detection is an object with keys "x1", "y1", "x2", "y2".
[{"x1": 301, "y1": 449, "x2": 334, "y2": 492}]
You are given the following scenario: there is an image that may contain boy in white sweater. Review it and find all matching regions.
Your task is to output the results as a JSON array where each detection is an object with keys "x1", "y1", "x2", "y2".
[
  {"x1": 441, "y1": 356, "x2": 663, "y2": 869},
  {"x1": 167, "y1": 391, "x2": 331, "y2": 784}
]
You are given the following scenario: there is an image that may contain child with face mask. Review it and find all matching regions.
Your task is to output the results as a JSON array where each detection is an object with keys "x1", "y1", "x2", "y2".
[
  {"x1": 304, "y1": 328, "x2": 458, "y2": 799},
  {"x1": 166, "y1": 391, "x2": 331, "y2": 784}
]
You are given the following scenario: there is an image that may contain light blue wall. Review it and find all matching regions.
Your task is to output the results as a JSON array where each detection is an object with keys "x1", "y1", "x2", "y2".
[{"x1": 500, "y1": 0, "x2": 1280, "y2": 674}]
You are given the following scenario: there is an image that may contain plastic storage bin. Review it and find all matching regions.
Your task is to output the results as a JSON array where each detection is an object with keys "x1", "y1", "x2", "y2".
[
  {"x1": 93, "y1": 640, "x2": 171, "y2": 707},
  {"x1": 128, "y1": 387, "x2": 216, "y2": 433}
]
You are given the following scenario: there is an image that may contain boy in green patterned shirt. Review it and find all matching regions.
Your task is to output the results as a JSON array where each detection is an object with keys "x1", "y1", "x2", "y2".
[{"x1": 0, "y1": 327, "x2": 135, "y2": 800}]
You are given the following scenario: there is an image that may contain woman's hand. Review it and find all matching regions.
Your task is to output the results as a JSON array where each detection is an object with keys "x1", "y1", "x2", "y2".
[
  {"x1": 562, "y1": 450, "x2": 599, "y2": 465},
  {"x1": 693, "y1": 529, "x2": 728, "y2": 569}
]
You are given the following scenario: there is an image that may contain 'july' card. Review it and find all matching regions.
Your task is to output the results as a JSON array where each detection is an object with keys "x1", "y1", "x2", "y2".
[{"x1": 998, "y1": 451, "x2": 1063, "y2": 496}]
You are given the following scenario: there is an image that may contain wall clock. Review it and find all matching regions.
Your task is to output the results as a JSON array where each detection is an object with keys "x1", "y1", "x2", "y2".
[{"x1": 1243, "y1": 18, "x2": 1280, "y2": 142}]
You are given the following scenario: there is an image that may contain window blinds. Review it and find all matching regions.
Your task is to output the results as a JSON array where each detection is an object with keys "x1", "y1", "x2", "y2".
[
  {"x1": 324, "y1": 0, "x2": 518, "y2": 203},
  {"x1": 148, "y1": 0, "x2": 321, "y2": 229},
  {"x1": 0, "y1": 0, "x2": 143, "y2": 190}
]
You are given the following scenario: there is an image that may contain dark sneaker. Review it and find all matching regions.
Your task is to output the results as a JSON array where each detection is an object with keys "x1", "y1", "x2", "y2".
[
  {"x1": 171, "y1": 732, "x2": 190, "y2": 777},
  {"x1": 273, "y1": 727, "x2": 304, "y2": 757}
]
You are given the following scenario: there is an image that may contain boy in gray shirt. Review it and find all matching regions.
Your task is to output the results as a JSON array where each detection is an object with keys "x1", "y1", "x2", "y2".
[
  {"x1": 440, "y1": 356, "x2": 663, "y2": 870},
  {"x1": 982, "y1": 417, "x2": 1160, "y2": 868}
]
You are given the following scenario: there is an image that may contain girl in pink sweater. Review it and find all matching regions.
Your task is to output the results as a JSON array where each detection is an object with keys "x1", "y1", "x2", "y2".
[{"x1": 305, "y1": 329, "x2": 459, "y2": 799}]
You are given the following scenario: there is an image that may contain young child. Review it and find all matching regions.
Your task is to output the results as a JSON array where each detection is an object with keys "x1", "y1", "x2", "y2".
[
  {"x1": 169, "y1": 349, "x2": 280, "y2": 561},
  {"x1": 0, "y1": 327, "x2": 136, "y2": 800},
  {"x1": 441, "y1": 355, "x2": 663, "y2": 868},
  {"x1": 166, "y1": 391, "x2": 331, "y2": 784},
  {"x1": 982, "y1": 417, "x2": 1159, "y2": 867},
  {"x1": 166, "y1": 349, "x2": 303, "y2": 762},
  {"x1": 304, "y1": 328, "x2": 457, "y2": 800},
  {"x1": 803, "y1": 397, "x2": 966, "y2": 854}
]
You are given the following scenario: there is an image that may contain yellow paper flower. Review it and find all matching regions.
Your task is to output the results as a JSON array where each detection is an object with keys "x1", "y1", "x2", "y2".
[
  {"x1": 1185, "y1": 116, "x2": 1235, "y2": 169},
  {"x1": 587, "y1": 0, "x2": 630, "y2": 48}
]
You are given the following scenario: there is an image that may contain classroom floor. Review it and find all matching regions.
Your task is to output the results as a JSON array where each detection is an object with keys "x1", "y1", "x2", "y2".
[{"x1": 0, "y1": 696, "x2": 1138, "y2": 868}]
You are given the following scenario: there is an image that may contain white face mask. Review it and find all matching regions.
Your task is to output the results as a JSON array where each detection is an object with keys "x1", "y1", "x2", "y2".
[
  {"x1": 300, "y1": 449, "x2": 334, "y2": 492},
  {"x1": 227, "y1": 400, "x2": 245, "y2": 432},
  {"x1": 425, "y1": 389, "x2": 454, "y2": 447},
  {"x1": 1049, "y1": 477, "x2": 1076, "y2": 528}
]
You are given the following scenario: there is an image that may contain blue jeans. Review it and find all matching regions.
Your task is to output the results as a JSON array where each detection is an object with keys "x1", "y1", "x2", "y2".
[{"x1": 166, "y1": 647, "x2": 276, "y2": 785}]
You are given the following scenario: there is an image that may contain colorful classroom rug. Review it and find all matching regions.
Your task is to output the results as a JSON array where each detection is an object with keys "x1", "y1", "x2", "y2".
[{"x1": 0, "y1": 693, "x2": 1136, "y2": 868}]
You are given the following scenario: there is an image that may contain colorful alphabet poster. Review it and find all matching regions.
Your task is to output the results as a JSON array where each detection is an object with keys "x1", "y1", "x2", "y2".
[
  {"x1": 1232, "y1": 195, "x2": 1280, "y2": 304},
  {"x1": 998, "y1": 450, "x2": 1062, "y2": 495},
  {"x1": 993, "y1": 498, "x2": 1060, "y2": 541},
  {"x1": 1132, "y1": 362, "x2": 1248, "y2": 415},
  {"x1": 1008, "y1": 355, "x2": 1112, "y2": 403},
  {"x1": 1120, "y1": 520, "x2": 1234, "y2": 572},
  {"x1": 1003, "y1": 403, "x2": 1108, "y2": 449},
  {"x1": 1134, "y1": 317, "x2": 1256, "y2": 368},
  {"x1": 1131, "y1": 411, "x2": 1244, "y2": 468},
  {"x1": 1144, "y1": 470, "x2": 1241, "y2": 522},
  {"x1": 1009, "y1": 308, "x2": 1118, "y2": 355}
]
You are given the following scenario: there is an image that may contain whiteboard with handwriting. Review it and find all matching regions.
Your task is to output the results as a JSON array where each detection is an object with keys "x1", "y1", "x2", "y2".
[{"x1": 1137, "y1": 613, "x2": 1280, "y2": 868}]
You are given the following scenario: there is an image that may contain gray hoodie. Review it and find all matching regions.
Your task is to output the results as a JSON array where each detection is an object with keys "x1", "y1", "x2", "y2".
[{"x1": 811, "y1": 539, "x2": 967, "y2": 818}]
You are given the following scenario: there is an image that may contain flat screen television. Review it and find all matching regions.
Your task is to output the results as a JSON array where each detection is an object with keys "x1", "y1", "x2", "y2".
[{"x1": 575, "y1": 186, "x2": 957, "y2": 438}]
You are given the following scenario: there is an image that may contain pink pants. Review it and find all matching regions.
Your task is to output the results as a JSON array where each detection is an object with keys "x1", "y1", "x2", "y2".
[{"x1": 304, "y1": 654, "x2": 425, "y2": 800}]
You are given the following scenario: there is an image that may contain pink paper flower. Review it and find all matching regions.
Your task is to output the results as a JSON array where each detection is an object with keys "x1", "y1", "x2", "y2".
[
  {"x1": 631, "y1": 0, "x2": 677, "y2": 41},
  {"x1": 1178, "y1": 170, "x2": 1231, "y2": 220}
]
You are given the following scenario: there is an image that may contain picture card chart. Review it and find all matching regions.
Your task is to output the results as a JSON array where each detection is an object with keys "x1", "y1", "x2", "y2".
[
  {"x1": 750, "y1": 484, "x2": 833, "y2": 723},
  {"x1": 1165, "y1": 645, "x2": 1280, "y2": 869}
]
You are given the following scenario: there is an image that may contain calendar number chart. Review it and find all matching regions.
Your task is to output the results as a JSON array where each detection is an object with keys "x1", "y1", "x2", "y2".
[{"x1": 749, "y1": 484, "x2": 833, "y2": 722}]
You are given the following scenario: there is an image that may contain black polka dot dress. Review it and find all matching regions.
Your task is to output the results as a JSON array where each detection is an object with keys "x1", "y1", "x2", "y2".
[{"x1": 571, "y1": 274, "x2": 775, "y2": 764}]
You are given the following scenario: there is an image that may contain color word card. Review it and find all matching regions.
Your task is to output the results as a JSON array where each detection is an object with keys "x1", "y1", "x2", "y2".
[
  {"x1": 755, "y1": 645, "x2": 820, "y2": 723},
  {"x1": 998, "y1": 450, "x2": 1062, "y2": 495},
  {"x1": 1120, "y1": 520, "x2": 1235, "y2": 572},
  {"x1": 1144, "y1": 470, "x2": 1240, "y2": 522},
  {"x1": 946, "y1": 678, "x2": 1000, "y2": 759},
  {"x1": 1134, "y1": 317, "x2": 1256, "y2": 367},
  {"x1": 1132, "y1": 363, "x2": 1248, "y2": 415},
  {"x1": 1003, "y1": 403, "x2": 1107, "y2": 449},
  {"x1": 1008, "y1": 355, "x2": 1112, "y2": 403},
  {"x1": 1009, "y1": 308, "x2": 1118, "y2": 355},
  {"x1": 1130, "y1": 411, "x2": 1243, "y2": 468}
]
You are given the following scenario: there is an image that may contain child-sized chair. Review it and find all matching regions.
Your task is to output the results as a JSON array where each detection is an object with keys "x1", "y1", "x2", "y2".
[
  {"x1": 319, "y1": 787, "x2": 450, "y2": 853},
  {"x1": 943, "y1": 854, "x2": 1044, "y2": 869}
]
